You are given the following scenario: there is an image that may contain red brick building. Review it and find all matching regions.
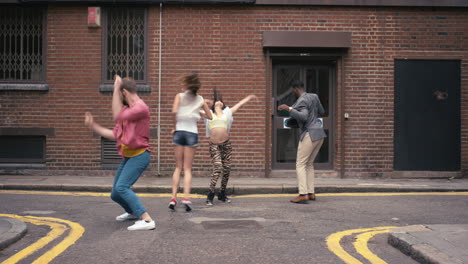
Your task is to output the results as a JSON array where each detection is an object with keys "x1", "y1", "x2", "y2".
[{"x1": 1, "y1": 0, "x2": 467, "y2": 178}]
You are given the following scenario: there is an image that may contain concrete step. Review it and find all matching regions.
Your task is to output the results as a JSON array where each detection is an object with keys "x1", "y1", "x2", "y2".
[{"x1": 269, "y1": 170, "x2": 339, "y2": 178}]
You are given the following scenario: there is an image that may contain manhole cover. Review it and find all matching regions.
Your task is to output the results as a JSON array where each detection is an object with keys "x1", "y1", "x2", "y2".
[{"x1": 201, "y1": 220, "x2": 263, "y2": 230}]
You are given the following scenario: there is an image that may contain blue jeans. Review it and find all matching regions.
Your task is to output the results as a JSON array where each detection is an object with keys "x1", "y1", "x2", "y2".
[{"x1": 110, "y1": 151, "x2": 150, "y2": 217}]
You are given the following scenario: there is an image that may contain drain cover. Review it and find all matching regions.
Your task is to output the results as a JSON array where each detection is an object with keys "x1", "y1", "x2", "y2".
[{"x1": 201, "y1": 220, "x2": 263, "y2": 230}]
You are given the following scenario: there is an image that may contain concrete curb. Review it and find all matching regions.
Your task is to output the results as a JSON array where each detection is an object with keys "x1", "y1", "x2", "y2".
[
  {"x1": 1, "y1": 184, "x2": 468, "y2": 194},
  {"x1": 388, "y1": 225, "x2": 464, "y2": 264},
  {"x1": 0, "y1": 217, "x2": 27, "y2": 250}
]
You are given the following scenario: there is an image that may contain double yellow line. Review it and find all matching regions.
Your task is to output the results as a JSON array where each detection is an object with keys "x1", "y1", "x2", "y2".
[
  {"x1": 0, "y1": 214, "x2": 84, "y2": 264},
  {"x1": 327, "y1": 226, "x2": 397, "y2": 264}
]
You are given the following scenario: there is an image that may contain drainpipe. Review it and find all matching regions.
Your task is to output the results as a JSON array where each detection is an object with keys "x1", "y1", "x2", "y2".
[
  {"x1": 340, "y1": 58, "x2": 346, "y2": 178},
  {"x1": 265, "y1": 50, "x2": 271, "y2": 178},
  {"x1": 157, "y1": 3, "x2": 163, "y2": 176}
]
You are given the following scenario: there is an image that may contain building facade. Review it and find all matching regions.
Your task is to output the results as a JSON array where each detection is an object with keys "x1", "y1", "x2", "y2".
[{"x1": 0, "y1": 0, "x2": 467, "y2": 178}]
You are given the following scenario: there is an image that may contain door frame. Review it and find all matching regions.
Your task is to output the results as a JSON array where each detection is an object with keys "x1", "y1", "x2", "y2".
[{"x1": 269, "y1": 55, "x2": 337, "y2": 170}]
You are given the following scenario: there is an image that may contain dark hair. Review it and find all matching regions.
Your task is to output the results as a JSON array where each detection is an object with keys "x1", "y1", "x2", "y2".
[
  {"x1": 120, "y1": 77, "x2": 137, "y2": 94},
  {"x1": 181, "y1": 72, "x2": 201, "y2": 95},
  {"x1": 211, "y1": 88, "x2": 227, "y2": 112},
  {"x1": 290, "y1": 80, "x2": 304, "y2": 89}
]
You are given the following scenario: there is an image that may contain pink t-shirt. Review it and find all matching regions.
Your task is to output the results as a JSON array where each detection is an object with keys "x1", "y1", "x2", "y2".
[{"x1": 112, "y1": 98, "x2": 150, "y2": 157}]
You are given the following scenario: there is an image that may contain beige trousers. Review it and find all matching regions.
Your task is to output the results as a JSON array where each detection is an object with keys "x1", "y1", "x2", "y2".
[{"x1": 296, "y1": 133, "x2": 324, "y2": 195}]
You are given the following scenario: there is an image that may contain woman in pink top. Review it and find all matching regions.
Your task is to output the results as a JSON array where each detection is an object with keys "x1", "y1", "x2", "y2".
[{"x1": 84, "y1": 75, "x2": 155, "y2": 231}]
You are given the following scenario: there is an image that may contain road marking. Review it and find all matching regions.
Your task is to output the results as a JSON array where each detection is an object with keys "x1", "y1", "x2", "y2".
[
  {"x1": 317, "y1": 192, "x2": 468, "y2": 197},
  {"x1": 0, "y1": 214, "x2": 84, "y2": 264},
  {"x1": 326, "y1": 226, "x2": 396, "y2": 264},
  {"x1": 0, "y1": 214, "x2": 67, "y2": 264},
  {"x1": 237, "y1": 192, "x2": 468, "y2": 198},
  {"x1": 0, "y1": 190, "x2": 206, "y2": 198},
  {"x1": 354, "y1": 229, "x2": 395, "y2": 264},
  {"x1": 1, "y1": 190, "x2": 467, "y2": 198},
  {"x1": 28, "y1": 216, "x2": 85, "y2": 264}
]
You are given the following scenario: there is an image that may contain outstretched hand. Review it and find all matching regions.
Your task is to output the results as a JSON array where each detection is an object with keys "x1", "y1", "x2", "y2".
[
  {"x1": 230, "y1": 94, "x2": 260, "y2": 114},
  {"x1": 277, "y1": 104, "x2": 290, "y2": 111},
  {"x1": 248, "y1": 94, "x2": 259, "y2": 102},
  {"x1": 114, "y1": 75, "x2": 122, "y2": 90},
  {"x1": 84, "y1": 112, "x2": 94, "y2": 128}
]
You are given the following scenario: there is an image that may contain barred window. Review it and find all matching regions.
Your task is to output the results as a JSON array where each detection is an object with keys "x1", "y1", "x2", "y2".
[
  {"x1": 0, "y1": 7, "x2": 45, "y2": 82},
  {"x1": 104, "y1": 7, "x2": 147, "y2": 83}
]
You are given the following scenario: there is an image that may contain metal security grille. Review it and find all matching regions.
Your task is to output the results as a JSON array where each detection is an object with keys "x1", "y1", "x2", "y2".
[
  {"x1": 105, "y1": 8, "x2": 146, "y2": 82},
  {"x1": 0, "y1": 7, "x2": 44, "y2": 82},
  {"x1": 101, "y1": 137, "x2": 121, "y2": 165}
]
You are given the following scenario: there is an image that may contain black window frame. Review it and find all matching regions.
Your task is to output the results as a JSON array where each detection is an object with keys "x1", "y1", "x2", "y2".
[
  {"x1": 100, "y1": 6, "x2": 150, "y2": 93},
  {"x1": 0, "y1": 5, "x2": 48, "y2": 91}
]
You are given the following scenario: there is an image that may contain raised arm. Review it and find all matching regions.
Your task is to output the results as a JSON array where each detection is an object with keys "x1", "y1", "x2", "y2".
[
  {"x1": 200, "y1": 99, "x2": 213, "y2": 118},
  {"x1": 84, "y1": 112, "x2": 116, "y2": 140},
  {"x1": 205, "y1": 99, "x2": 214, "y2": 109},
  {"x1": 112, "y1": 75, "x2": 124, "y2": 121},
  {"x1": 201, "y1": 100, "x2": 213, "y2": 120},
  {"x1": 230, "y1": 94, "x2": 258, "y2": 114}
]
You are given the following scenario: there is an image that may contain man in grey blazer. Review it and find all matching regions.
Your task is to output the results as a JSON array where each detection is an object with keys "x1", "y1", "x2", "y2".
[{"x1": 278, "y1": 81, "x2": 327, "y2": 203}]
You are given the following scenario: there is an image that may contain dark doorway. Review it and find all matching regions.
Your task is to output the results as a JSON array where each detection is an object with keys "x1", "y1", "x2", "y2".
[
  {"x1": 394, "y1": 59, "x2": 460, "y2": 171},
  {"x1": 272, "y1": 61, "x2": 335, "y2": 170}
]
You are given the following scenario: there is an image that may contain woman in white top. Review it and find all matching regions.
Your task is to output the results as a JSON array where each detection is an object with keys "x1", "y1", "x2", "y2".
[
  {"x1": 202, "y1": 90, "x2": 257, "y2": 205},
  {"x1": 169, "y1": 73, "x2": 212, "y2": 212}
]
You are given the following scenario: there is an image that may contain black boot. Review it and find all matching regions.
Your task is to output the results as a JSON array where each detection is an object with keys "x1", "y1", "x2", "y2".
[
  {"x1": 206, "y1": 191, "x2": 215, "y2": 205},
  {"x1": 217, "y1": 191, "x2": 231, "y2": 203}
]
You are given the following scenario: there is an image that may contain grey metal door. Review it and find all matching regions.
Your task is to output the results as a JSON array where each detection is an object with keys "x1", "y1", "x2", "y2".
[{"x1": 272, "y1": 62, "x2": 334, "y2": 170}]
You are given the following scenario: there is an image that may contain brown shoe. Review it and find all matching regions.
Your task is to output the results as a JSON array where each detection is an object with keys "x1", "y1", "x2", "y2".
[
  {"x1": 290, "y1": 195, "x2": 309, "y2": 203},
  {"x1": 308, "y1": 193, "x2": 316, "y2": 201}
]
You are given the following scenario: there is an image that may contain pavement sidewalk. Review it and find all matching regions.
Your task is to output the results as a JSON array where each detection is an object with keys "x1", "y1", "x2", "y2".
[
  {"x1": 0, "y1": 217, "x2": 27, "y2": 251},
  {"x1": 389, "y1": 225, "x2": 468, "y2": 264},
  {"x1": 1, "y1": 174, "x2": 467, "y2": 263},
  {"x1": 1, "y1": 174, "x2": 468, "y2": 194}
]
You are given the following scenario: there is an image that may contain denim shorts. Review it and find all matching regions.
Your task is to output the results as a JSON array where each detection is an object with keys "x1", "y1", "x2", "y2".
[{"x1": 173, "y1": 131, "x2": 198, "y2": 147}]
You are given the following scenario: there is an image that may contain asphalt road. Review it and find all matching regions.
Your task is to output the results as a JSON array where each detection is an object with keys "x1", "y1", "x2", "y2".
[{"x1": 0, "y1": 191, "x2": 467, "y2": 264}]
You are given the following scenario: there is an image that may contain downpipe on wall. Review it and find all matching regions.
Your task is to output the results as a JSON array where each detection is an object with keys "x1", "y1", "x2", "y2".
[{"x1": 157, "y1": 3, "x2": 163, "y2": 176}]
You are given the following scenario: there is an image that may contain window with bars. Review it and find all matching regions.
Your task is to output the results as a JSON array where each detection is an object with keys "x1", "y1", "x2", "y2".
[
  {"x1": 102, "y1": 7, "x2": 148, "y2": 92},
  {"x1": 0, "y1": 7, "x2": 45, "y2": 83}
]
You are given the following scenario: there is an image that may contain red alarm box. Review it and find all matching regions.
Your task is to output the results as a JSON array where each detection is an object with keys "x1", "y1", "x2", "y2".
[{"x1": 88, "y1": 7, "x2": 101, "y2": 28}]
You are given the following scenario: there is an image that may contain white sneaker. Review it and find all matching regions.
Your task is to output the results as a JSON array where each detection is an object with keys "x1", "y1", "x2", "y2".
[
  {"x1": 115, "y1": 212, "x2": 139, "y2": 222},
  {"x1": 127, "y1": 220, "x2": 156, "y2": 231}
]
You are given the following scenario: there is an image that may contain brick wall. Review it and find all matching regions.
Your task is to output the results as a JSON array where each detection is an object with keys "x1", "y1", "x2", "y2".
[
  {"x1": 1, "y1": 4, "x2": 467, "y2": 177},
  {"x1": 155, "y1": 6, "x2": 267, "y2": 177}
]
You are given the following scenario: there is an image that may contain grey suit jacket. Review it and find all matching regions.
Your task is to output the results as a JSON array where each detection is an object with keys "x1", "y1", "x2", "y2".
[{"x1": 290, "y1": 93, "x2": 327, "y2": 142}]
